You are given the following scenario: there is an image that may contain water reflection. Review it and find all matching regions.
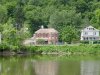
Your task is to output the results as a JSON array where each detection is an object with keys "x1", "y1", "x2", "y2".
[
  {"x1": 58, "y1": 61, "x2": 80, "y2": 75},
  {"x1": 33, "y1": 61, "x2": 58, "y2": 75},
  {"x1": 0, "y1": 63, "x2": 1, "y2": 75},
  {"x1": 81, "y1": 61, "x2": 100, "y2": 75},
  {"x1": 0, "y1": 55, "x2": 100, "y2": 75},
  {"x1": 1, "y1": 57, "x2": 35, "y2": 75}
]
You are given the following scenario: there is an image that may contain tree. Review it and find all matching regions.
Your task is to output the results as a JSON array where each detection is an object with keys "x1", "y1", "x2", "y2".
[
  {"x1": 91, "y1": 9, "x2": 100, "y2": 28},
  {"x1": 61, "y1": 26, "x2": 78, "y2": 44},
  {"x1": 75, "y1": 0, "x2": 89, "y2": 13},
  {"x1": 2, "y1": 21, "x2": 17, "y2": 45},
  {"x1": 49, "y1": 10, "x2": 82, "y2": 30},
  {"x1": 2, "y1": 19, "x2": 30, "y2": 46},
  {"x1": 0, "y1": 5, "x2": 7, "y2": 23},
  {"x1": 13, "y1": 0, "x2": 25, "y2": 30},
  {"x1": 49, "y1": 10, "x2": 82, "y2": 40},
  {"x1": 0, "y1": 0, "x2": 100, "y2": 45}
]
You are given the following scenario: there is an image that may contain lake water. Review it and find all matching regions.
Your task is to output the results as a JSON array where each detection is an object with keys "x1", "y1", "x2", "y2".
[{"x1": 0, "y1": 55, "x2": 100, "y2": 75}]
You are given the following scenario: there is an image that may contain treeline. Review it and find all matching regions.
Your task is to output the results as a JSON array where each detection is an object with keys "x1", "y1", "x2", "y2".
[{"x1": 0, "y1": 0, "x2": 100, "y2": 44}]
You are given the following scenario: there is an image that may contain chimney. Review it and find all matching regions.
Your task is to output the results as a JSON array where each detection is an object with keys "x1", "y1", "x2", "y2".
[{"x1": 41, "y1": 25, "x2": 44, "y2": 29}]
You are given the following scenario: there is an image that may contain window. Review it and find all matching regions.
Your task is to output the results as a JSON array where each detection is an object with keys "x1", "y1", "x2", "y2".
[
  {"x1": 46, "y1": 33, "x2": 48, "y2": 37},
  {"x1": 88, "y1": 28, "x2": 93, "y2": 30},
  {"x1": 86, "y1": 37, "x2": 88, "y2": 40},
  {"x1": 37, "y1": 34, "x2": 39, "y2": 37},
  {"x1": 84, "y1": 32, "x2": 88, "y2": 35},
  {"x1": 94, "y1": 32, "x2": 96, "y2": 35},
  {"x1": 39, "y1": 33, "x2": 42, "y2": 37},
  {"x1": 51, "y1": 33, "x2": 54, "y2": 37},
  {"x1": 83, "y1": 38, "x2": 85, "y2": 40},
  {"x1": 43, "y1": 33, "x2": 45, "y2": 37},
  {"x1": 94, "y1": 37, "x2": 95, "y2": 40}
]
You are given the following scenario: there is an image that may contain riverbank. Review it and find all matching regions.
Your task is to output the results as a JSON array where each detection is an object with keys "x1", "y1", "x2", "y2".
[{"x1": 0, "y1": 44, "x2": 100, "y2": 56}]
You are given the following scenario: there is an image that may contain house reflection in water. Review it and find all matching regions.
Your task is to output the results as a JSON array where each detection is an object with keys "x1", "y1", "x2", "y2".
[
  {"x1": 0, "y1": 63, "x2": 1, "y2": 75},
  {"x1": 33, "y1": 61, "x2": 58, "y2": 75},
  {"x1": 81, "y1": 61, "x2": 100, "y2": 75}
]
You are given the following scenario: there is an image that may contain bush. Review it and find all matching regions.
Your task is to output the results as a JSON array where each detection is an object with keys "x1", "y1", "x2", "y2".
[
  {"x1": 80, "y1": 40, "x2": 89, "y2": 44},
  {"x1": 0, "y1": 44, "x2": 10, "y2": 51},
  {"x1": 36, "y1": 39, "x2": 47, "y2": 44},
  {"x1": 0, "y1": 44, "x2": 100, "y2": 55}
]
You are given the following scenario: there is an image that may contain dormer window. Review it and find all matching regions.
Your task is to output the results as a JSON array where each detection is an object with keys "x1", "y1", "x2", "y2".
[{"x1": 88, "y1": 28, "x2": 94, "y2": 30}]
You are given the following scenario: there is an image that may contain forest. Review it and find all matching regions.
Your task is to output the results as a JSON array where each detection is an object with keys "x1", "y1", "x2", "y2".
[{"x1": 0, "y1": 0, "x2": 100, "y2": 45}]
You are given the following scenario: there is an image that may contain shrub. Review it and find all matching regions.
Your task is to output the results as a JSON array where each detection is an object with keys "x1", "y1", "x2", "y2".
[
  {"x1": 80, "y1": 40, "x2": 89, "y2": 44},
  {"x1": 36, "y1": 39, "x2": 47, "y2": 44},
  {"x1": 0, "y1": 44, "x2": 10, "y2": 51}
]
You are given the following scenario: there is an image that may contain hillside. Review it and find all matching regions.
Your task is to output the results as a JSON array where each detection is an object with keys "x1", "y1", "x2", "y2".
[{"x1": 0, "y1": 0, "x2": 100, "y2": 44}]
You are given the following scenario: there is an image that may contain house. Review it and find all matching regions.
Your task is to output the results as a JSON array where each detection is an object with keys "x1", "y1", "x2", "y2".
[
  {"x1": 81, "y1": 26, "x2": 100, "y2": 41},
  {"x1": 33, "y1": 26, "x2": 58, "y2": 44}
]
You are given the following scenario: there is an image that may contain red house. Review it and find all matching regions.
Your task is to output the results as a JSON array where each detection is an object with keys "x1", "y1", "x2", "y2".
[{"x1": 33, "y1": 26, "x2": 58, "y2": 44}]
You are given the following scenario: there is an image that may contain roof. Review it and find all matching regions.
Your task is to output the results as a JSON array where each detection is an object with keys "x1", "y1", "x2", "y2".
[
  {"x1": 82, "y1": 25, "x2": 99, "y2": 31},
  {"x1": 35, "y1": 28, "x2": 58, "y2": 34}
]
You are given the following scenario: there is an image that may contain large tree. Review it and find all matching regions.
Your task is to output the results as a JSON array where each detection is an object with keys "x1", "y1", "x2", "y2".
[
  {"x1": 2, "y1": 19, "x2": 30, "y2": 46},
  {"x1": 49, "y1": 10, "x2": 82, "y2": 30},
  {"x1": 61, "y1": 26, "x2": 78, "y2": 44},
  {"x1": 49, "y1": 10, "x2": 82, "y2": 40}
]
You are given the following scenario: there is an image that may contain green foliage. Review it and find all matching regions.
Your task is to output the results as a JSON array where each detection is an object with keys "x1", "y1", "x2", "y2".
[
  {"x1": 36, "y1": 45, "x2": 100, "y2": 55},
  {"x1": 0, "y1": 5, "x2": 7, "y2": 23},
  {"x1": 0, "y1": 44, "x2": 100, "y2": 55},
  {"x1": 0, "y1": 0, "x2": 100, "y2": 49},
  {"x1": 75, "y1": 0, "x2": 89, "y2": 13},
  {"x1": 49, "y1": 10, "x2": 82, "y2": 41},
  {"x1": 0, "y1": 44, "x2": 10, "y2": 51},
  {"x1": 1, "y1": 19, "x2": 30, "y2": 48},
  {"x1": 36, "y1": 39, "x2": 46, "y2": 44},
  {"x1": 61, "y1": 26, "x2": 78, "y2": 44},
  {"x1": 49, "y1": 10, "x2": 82, "y2": 29},
  {"x1": 80, "y1": 40, "x2": 89, "y2": 44},
  {"x1": 91, "y1": 9, "x2": 100, "y2": 28},
  {"x1": 0, "y1": 44, "x2": 37, "y2": 53}
]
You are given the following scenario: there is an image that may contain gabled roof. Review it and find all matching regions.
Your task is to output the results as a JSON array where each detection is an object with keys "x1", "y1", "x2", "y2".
[
  {"x1": 35, "y1": 28, "x2": 58, "y2": 34},
  {"x1": 82, "y1": 25, "x2": 99, "y2": 31}
]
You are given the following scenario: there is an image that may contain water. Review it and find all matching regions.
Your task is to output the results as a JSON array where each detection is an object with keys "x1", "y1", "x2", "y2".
[{"x1": 0, "y1": 55, "x2": 100, "y2": 75}]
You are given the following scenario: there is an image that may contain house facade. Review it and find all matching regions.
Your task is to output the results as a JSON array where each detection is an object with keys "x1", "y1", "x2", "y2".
[
  {"x1": 33, "y1": 26, "x2": 58, "y2": 44},
  {"x1": 81, "y1": 26, "x2": 100, "y2": 41}
]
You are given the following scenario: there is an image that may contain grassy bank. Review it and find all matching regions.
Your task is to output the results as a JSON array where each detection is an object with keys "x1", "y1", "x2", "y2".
[
  {"x1": 0, "y1": 44, "x2": 100, "y2": 55},
  {"x1": 35, "y1": 44, "x2": 100, "y2": 55}
]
